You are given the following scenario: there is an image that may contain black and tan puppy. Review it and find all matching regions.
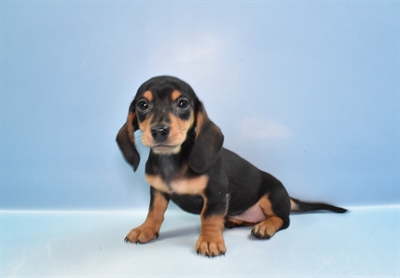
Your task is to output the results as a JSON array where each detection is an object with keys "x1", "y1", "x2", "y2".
[{"x1": 117, "y1": 76, "x2": 346, "y2": 257}]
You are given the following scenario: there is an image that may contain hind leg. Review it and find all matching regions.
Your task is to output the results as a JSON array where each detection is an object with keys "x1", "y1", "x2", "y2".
[
  {"x1": 251, "y1": 194, "x2": 290, "y2": 239},
  {"x1": 224, "y1": 217, "x2": 255, "y2": 229},
  {"x1": 251, "y1": 216, "x2": 284, "y2": 239}
]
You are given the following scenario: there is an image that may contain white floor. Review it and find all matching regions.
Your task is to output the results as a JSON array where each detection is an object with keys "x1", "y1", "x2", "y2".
[{"x1": 1, "y1": 206, "x2": 399, "y2": 277}]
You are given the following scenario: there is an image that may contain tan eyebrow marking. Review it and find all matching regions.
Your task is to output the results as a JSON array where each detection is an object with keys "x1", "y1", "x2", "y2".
[
  {"x1": 143, "y1": 90, "x2": 153, "y2": 101},
  {"x1": 171, "y1": 90, "x2": 182, "y2": 101}
]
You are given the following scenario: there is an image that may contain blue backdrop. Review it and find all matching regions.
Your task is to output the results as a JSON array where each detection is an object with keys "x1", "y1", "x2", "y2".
[{"x1": 1, "y1": 1, "x2": 398, "y2": 210}]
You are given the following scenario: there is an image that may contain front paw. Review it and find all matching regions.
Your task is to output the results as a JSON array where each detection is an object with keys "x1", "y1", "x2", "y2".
[
  {"x1": 124, "y1": 225, "x2": 159, "y2": 244},
  {"x1": 196, "y1": 234, "x2": 227, "y2": 257}
]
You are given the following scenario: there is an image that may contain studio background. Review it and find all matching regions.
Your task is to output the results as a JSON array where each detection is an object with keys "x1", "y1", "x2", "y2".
[{"x1": 1, "y1": 1, "x2": 398, "y2": 211}]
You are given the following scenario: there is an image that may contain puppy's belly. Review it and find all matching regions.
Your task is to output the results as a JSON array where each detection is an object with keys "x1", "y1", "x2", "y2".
[{"x1": 230, "y1": 202, "x2": 267, "y2": 223}]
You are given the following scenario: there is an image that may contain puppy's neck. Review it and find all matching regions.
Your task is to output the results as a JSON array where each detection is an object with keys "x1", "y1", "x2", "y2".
[{"x1": 145, "y1": 143, "x2": 192, "y2": 184}]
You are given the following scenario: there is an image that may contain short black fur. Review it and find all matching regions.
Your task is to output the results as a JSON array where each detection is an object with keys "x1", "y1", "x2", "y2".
[{"x1": 116, "y1": 76, "x2": 347, "y2": 257}]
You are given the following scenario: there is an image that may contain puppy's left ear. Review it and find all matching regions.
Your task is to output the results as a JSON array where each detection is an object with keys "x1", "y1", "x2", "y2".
[{"x1": 189, "y1": 101, "x2": 224, "y2": 173}]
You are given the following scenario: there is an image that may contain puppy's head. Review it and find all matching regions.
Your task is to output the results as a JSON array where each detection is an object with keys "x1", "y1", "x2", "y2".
[
  {"x1": 133, "y1": 76, "x2": 197, "y2": 155},
  {"x1": 117, "y1": 76, "x2": 223, "y2": 173}
]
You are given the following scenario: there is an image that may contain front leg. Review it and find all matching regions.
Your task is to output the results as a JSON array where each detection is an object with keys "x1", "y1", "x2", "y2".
[
  {"x1": 196, "y1": 193, "x2": 227, "y2": 257},
  {"x1": 125, "y1": 187, "x2": 169, "y2": 244}
]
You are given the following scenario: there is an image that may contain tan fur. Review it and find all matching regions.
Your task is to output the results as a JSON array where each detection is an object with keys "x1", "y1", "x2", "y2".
[
  {"x1": 145, "y1": 174, "x2": 208, "y2": 195},
  {"x1": 170, "y1": 90, "x2": 182, "y2": 101},
  {"x1": 139, "y1": 114, "x2": 155, "y2": 147},
  {"x1": 225, "y1": 217, "x2": 255, "y2": 227},
  {"x1": 172, "y1": 175, "x2": 208, "y2": 195},
  {"x1": 125, "y1": 190, "x2": 168, "y2": 243},
  {"x1": 168, "y1": 112, "x2": 194, "y2": 146},
  {"x1": 227, "y1": 195, "x2": 285, "y2": 237},
  {"x1": 126, "y1": 112, "x2": 136, "y2": 145},
  {"x1": 145, "y1": 175, "x2": 169, "y2": 193},
  {"x1": 290, "y1": 198, "x2": 299, "y2": 211},
  {"x1": 196, "y1": 214, "x2": 226, "y2": 257},
  {"x1": 139, "y1": 112, "x2": 194, "y2": 154},
  {"x1": 195, "y1": 109, "x2": 204, "y2": 141},
  {"x1": 143, "y1": 90, "x2": 153, "y2": 101},
  {"x1": 254, "y1": 195, "x2": 285, "y2": 238},
  {"x1": 253, "y1": 216, "x2": 284, "y2": 238}
]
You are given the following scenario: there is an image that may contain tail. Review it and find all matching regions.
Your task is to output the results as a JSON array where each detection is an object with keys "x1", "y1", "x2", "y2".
[{"x1": 290, "y1": 197, "x2": 347, "y2": 213}]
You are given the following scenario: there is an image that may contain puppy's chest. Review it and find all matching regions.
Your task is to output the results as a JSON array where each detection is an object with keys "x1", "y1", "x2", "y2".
[{"x1": 145, "y1": 174, "x2": 208, "y2": 195}]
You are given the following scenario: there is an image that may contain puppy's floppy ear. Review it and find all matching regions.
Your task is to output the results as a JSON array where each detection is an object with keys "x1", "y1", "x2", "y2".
[
  {"x1": 116, "y1": 108, "x2": 140, "y2": 172},
  {"x1": 189, "y1": 101, "x2": 224, "y2": 173}
]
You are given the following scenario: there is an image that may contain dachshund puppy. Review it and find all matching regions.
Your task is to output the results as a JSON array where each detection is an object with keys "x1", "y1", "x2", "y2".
[{"x1": 117, "y1": 76, "x2": 346, "y2": 257}]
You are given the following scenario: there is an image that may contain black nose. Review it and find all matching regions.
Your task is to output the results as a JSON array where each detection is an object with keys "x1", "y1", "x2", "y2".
[{"x1": 151, "y1": 124, "x2": 170, "y2": 142}]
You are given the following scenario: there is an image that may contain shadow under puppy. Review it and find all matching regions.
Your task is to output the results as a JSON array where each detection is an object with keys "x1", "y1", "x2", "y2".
[{"x1": 117, "y1": 76, "x2": 347, "y2": 257}]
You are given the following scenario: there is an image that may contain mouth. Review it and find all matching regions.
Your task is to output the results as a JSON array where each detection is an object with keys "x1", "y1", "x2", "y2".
[{"x1": 151, "y1": 144, "x2": 181, "y2": 155}]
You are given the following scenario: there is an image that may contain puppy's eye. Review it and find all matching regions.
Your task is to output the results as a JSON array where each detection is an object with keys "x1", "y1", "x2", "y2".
[
  {"x1": 137, "y1": 100, "x2": 149, "y2": 111},
  {"x1": 177, "y1": 98, "x2": 190, "y2": 109}
]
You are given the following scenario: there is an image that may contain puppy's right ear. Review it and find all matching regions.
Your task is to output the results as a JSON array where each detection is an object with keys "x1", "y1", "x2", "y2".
[
  {"x1": 188, "y1": 101, "x2": 224, "y2": 173},
  {"x1": 116, "y1": 110, "x2": 140, "y2": 171}
]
